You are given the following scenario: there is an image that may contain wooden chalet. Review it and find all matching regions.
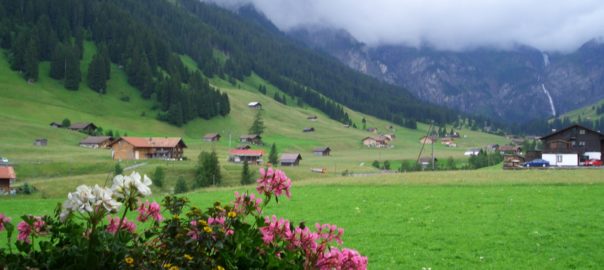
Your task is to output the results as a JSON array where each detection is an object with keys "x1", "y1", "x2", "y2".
[
  {"x1": 228, "y1": 149, "x2": 264, "y2": 164},
  {"x1": 33, "y1": 138, "x2": 48, "y2": 146},
  {"x1": 80, "y1": 136, "x2": 114, "y2": 148},
  {"x1": 0, "y1": 166, "x2": 16, "y2": 195},
  {"x1": 240, "y1": 134, "x2": 263, "y2": 145},
  {"x1": 280, "y1": 153, "x2": 302, "y2": 166},
  {"x1": 49, "y1": 122, "x2": 62, "y2": 128},
  {"x1": 203, "y1": 133, "x2": 221, "y2": 142},
  {"x1": 303, "y1": 127, "x2": 315, "y2": 133},
  {"x1": 69, "y1": 122, "x2": 98, "y2": 134},
  {"x1": 540, "y1": 124, "x2": 604, "y2": 166},
  {"x1": 307, "y1": 115, "x2": 318, "y2": 121},
  {"x1": 248, "y1": 102, "x2": 262, "y2": 109},
  {"x1": 498, "y1": 145, "x2": 522, "y2": 155},
  {"x1": 109, "y1": 137, "x2": 187, "y2": 160},
  {"x1": 313, "y1": 147, "x2": 331, "y2": 156},
  {"x1": 362, "y1": 136, "x2": 390, "y2": 148},
  {"x1": 503, "y1": 154, "x2": 525, "y2": 169},
  {"x1": 366, "y1": 127, "x2": 378, "y2": 133}
]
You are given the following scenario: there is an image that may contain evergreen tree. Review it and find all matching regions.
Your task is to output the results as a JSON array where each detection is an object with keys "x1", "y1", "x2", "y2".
[
  {"x1": 240, "y1": 160, "x2": 253, "y2": 185},
  {"x1": 174, "y1": 176, "x2": 188, "y2": 194},
  {"x1": 268, "y1": 143, "x2": 278, "y2": 165},
  {"x1": 168, "y1": 102, "x2": 184, "y2": 126},
  {"x1": 195, "y1": 150, "x2": 222, "y2": 187},
  {"x1": 64, "y1": 45, "x2": 81, "y2": 90},
  {"x1": 61, "y1": 118, "x2": 71, "y2": 128},
  {"x1": 50, "y1": 43, "x2": 66, "y2": 80},
  {"x1": 114, "y1": 163, "x2": 123, "y2": 176},
  {"x1": 248, "y1": 110, "x2": 265, "y2": 135},
  {"x1": 87, "y1": 52, "x2": 108, "y2": 93},
  {"x1": 383, "y1": 160, "x2": 391, "y2": 170},
  {"x1": 23, "y1": 36, "x2": 39, "y2": 81},
  {"x1": 153, "y1": 166, "x2": 165, "y2": 188},
  {"x1": 372, "y1": 160, "x2": 380, "y2": 169}
]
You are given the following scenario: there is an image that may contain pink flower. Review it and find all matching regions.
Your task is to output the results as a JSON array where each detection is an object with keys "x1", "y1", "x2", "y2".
[
  {"x1": 17, "y1": 221, "x2": 31, "y2": 243},
  {"x1": 256, "y1": 168, "x2": 292, "y2": 199},
  {"x1": 316, "y1": 223, "x2": 344, "y2": 245},
  {"x1": 33, "y1": 217, "x2": 46, "y2": 234},
  {"x1": 187, "y1": 220, "x2": 200, "y2": 240},
  {"x1": 259, "y1": 215, "x2": 291, "y2": 245},
  {"x1": 233, "y1": 192, "x2": 263, "y2": 215},
  {"x1": 208, "y1": 216, "x2": 225, "y2": 226},
  {"x1": 137, "y1": 200, "x2": 163, "y2": 222},
  {"x1": 106, "y1": 216, "x2": 137, "y2": 235},
  {"x1": 316, "y1": 248, "x2": 368, "y2": 270},
  {"x1": 0, "y1": 213, "x2": 11, "y2": 232}
]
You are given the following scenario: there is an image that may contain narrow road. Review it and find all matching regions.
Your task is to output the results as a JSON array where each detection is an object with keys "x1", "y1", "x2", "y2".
[{"x1": 124, "y1": 162, "x2": 147, "y2": 171}]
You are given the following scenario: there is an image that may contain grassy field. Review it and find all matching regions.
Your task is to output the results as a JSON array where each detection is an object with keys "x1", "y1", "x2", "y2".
[
  {"x1": 1, "y1": 169, "x2": 603, "y2": 269},
  {"x1": 0, "y1": 43, "x2": 510, "y2": 198},
  {"x1": 554, "y1": 97, "x2": 604, "y2": 122}
]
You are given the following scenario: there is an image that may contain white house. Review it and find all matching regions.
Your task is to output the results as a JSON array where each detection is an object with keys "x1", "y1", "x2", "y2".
[
  {"x1": 542, "y1": 153, "x2": 578, "y2": 167},
  {"x1": 464, "y1": 148, "x2": 481, "y2": 156}
]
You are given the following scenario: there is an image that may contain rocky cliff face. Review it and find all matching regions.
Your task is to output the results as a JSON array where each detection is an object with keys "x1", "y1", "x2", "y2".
[{"x1": 289, "y1": 28, "x2": 604, "y2": 123}]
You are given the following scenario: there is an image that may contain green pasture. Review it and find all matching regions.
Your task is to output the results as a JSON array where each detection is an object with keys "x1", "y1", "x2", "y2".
[{"x1": 1, "y1": 169, "x2": 603, "y2": 269}]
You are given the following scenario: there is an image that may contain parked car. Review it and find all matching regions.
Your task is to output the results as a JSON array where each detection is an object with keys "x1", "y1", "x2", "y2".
[
  {"x1": 523, "y1": 159, "x2": 550, "y2": 167},
  {"x1": 584, "y1": 159, "x2": 603, "y2": 167},
  {"x1": 0, "y1": 157, "x2": 8, "y2": 164}
]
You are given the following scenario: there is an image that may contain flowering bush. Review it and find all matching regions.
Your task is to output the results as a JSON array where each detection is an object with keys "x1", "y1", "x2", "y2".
[{"x1": 0, "y1": 169, "x2": 367, "y2": 269}]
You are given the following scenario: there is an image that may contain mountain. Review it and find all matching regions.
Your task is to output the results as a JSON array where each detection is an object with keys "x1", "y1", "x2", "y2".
[{"x1": 287, "y1": 27, "x2": 604, "y2": 124}]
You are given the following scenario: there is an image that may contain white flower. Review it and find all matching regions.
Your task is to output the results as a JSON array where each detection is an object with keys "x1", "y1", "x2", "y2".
[
  {"x1": 60, "y1": 184, "x2": 121, "y2": 222},
  {"x1": 111, "y1": 171, "x2": 153, "y2": 199},
  {"x1": 91, "y1": 185, "x2": 121, "y2": 213}
]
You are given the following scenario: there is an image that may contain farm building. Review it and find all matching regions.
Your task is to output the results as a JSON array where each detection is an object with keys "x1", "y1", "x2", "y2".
[
  {"x1": 280, "y1": 153, "x2": 302, "y2": 166},
  {"x1": 248, "y1": 102, "x2": 262, "y2": 109},
  {"x1": 303, "y1": 127, "x2": 315, "y2": 133},
  {"x1": 419, "y1": 136, "x2": 436, "y2": 145},
  {"x1": 0, "y1": 166, "x2": 16, "y2": 195},
  {"x1": 366, "y1": 127, "x2": 378, "y2": 133},
  {"x1": 33, "y1": 138, "x2": 48, "y2": 146},
  {"x1": 69, "y1": 122, "x2": 98, "y2": 134},
  {"x1": 307, "y1": 115, "x2": 318, "y2": 121},
  {"x1": 228, "y1": 149, "x2": 264, "y2": 164},
  {"x1": 240, "y1": 134, "x2": 263, "y2": 145},
  {"x1": 419, "y1": 157, "x2": 438, "y2": 167},
  {"x1": 441, "y1": 138, "x2": 454, "y2": 146},
  {"x1": 80, "y1": 136, "x2": 114, "y2": 148},
  {"x1": 464, "y1": 148, "x2": 481, "y2": 156},
  {"x1": 384, "y1": 134, "x2": 396, "y2": 141},
  {"x1": 499, "y1": 145, "x2": 522, "y2": 155},
  {"x1": 313, "y1": 147, "x2": 331, "y2": 156},
  {"x1": 236, "y1": 145, "x2": 251, "y2": 150},
  {"x1": 203, "y1": 133, "x2": 221, "y2": 142},
  {"x1": 362, "y1": 136, "x2": 390, "y2": 148},
  {"x1": 49, "y1": 122, "x2": 62, "y2": 128},
  {"x1": 109, "y1": 137, "x2": 187, "y2": 160},
  {"x1": 540, "y1": 124, "x2": 604, "y2": 167}
]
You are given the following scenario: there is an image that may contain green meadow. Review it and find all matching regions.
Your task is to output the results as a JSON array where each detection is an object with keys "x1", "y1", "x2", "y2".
[{"x1": 1, "y1": 170, "x2": 603, "y2": 269}]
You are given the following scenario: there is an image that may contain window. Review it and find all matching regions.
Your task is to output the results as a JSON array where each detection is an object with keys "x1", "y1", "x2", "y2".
[
  {"x1": 579, "y1": 129, "x2": 586, "y2": 135},
  {"x1": 579, "y1": 141, "x2": 586, "y2": 146},
  {"x1": 557, "y1": 155, "x2": 563, "y2": 163}
]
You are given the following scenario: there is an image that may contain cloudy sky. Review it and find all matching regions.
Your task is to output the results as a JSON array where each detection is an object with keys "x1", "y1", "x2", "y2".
[{"x1": 204, "y1": 0, "x2": 604, "y2": 52}]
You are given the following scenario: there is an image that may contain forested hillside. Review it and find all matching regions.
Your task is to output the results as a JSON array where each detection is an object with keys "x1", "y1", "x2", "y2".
[{"x1": 0, "y1": 0, "x2": 468, "y2": 129}]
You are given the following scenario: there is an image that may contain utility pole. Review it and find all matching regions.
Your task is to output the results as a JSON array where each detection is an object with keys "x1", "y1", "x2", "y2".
[{"x1": 431, "y1": 137, "x2": 435, "y2": 170}]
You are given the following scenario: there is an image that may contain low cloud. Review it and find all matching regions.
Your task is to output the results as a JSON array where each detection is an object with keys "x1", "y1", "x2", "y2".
[{"x1": 203, "y1": 0, "x2": 604, "y2": 52}]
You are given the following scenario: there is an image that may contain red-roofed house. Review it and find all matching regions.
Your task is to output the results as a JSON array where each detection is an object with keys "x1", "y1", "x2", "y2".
[
  {"x1": 228, "y1": 149, "x2": 264, "y2": 164},
  {"x1": 0, "y1": 166, "x2": 16, "y2": 194},
  {"x1": 109, "y1": 137, "x2": 187, "y2": 160}
]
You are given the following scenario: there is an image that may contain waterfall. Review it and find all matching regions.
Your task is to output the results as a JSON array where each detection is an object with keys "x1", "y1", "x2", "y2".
[
  {"x1": 542, "y1": 53, "x2": 550, "y2": 67},
  {"x1": 541, "y1": 84, "x2": 556, "y2": 116}
]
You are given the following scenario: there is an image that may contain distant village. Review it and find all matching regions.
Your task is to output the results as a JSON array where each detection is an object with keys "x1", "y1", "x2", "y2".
[{"x1": 1, "y1": 102, "x2": 603, "y2": 195}]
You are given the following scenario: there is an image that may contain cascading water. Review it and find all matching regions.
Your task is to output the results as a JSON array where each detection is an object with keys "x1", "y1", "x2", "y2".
[{"x1": 541, "y1": 84, "x2": 556, "y2": 116}]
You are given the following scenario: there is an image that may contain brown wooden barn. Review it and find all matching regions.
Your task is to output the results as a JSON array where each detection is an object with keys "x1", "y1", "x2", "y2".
[
  {"x1": 228, "y1": 149, "x2": 264, "y2": 164},
  {"x1": 203, "y1": 133, "x2": 221, "y2": 142},
  {"x1": 109, "y1": 137, "x2": 187, "y2": 160},
  {"x1": 240, "y1": 134, "x2": 263, "y2": 145},
  {"x1": 80, "y1": 136, "x2": 114, "y2": 148},
  {"x1": 0, "y1": 166, "x2": 16, "y2": 194},
  {"x1": 313, "y1": 147, "x2": 331, "y2": 156},
  {"x1": 69, "y1": 122, "x2": 98, "y2": 134},
  {"x1": 280, "y1": 153, "x2": 302, "y2": 166}
]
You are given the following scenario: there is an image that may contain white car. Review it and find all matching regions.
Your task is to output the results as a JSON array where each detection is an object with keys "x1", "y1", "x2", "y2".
[{"x1": 0, "y1": 157, "x2": 8, "y2": 164}]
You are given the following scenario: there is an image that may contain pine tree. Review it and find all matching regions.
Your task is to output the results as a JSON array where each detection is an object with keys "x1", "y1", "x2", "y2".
[
  {"x1": 114, "y1": 163, "x2": 123, "y2": 176},
  {"x1": 87, "y1": 52, "x2": 108, "y2": 93},
  {"x1": 23, "y1": 36, "x2": 39, "y2": 82},
  {"x1": 64, "y1": 46, "x2": 81, "y2": 90},
  {"x1": 50, "y1": 43, "x2": 66, "y2": 80},
  {"x1": 268, "y1": 143, "x2": 278, "y2": 165},
  {"x1": 61, "y1": 118, "x2": 71, "y2": 128},
  {"x1": 248, "y1": 110, "x2": 265, "y2": 135},
  {"x1": 174, "y1": 176, "x2": 188, "y2": 194},
  {"x1": 153, "y1": 166, "x2": 165, "y2": 188},
  {"x1": 240, "y1": 160, "x2": 253, "y2": 185}
]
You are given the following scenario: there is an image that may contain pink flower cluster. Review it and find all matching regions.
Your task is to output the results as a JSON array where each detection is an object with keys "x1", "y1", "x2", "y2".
[
  {"x1": 16, "y1": 216, "x2": 46, "y2": 244},
  {"x1": 256, "y1": 168, "x2": 292, "y2": 199},
  {"x1": 260, "y1": 215, "x2": 367, "y2": 269},
  {"x1": 106, "y1": 216, "x2": 136, "y2": 234},
  {"x1": 233, "y1": 191, "x2": 263, "y2": 215},
  {"x1": 316, "y1": 248, "x2": 368, "y2": 270},
  {"x1": 137, "y1": 200, "x2": 163, "y2": 223},
  {"x1": 0, "y1": 213, "x2": 11, "y2": 232},
  {"x1": 187, "y1": 220, "x2": 200, "y2": 240}
]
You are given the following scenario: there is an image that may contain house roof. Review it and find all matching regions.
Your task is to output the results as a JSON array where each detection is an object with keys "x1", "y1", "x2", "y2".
[
  {"x1": 280, "y1": 153, "x2": 302, "y2": 162},
  {"x1": 70, "y1": 122, "x2": 97, "y2": 130},
  {"x1": 499, "y1": 145, "x2": 520, "y2": 151},
  {"x1": 466, "y1": 148, "x2": 481, "y2": 152},
  {"x1": 240, "y1": 134, "x2": 261, "y2": 139},
  {"x1": 313, "y1": 147, "x2": 331, "y2": 152},
  {"x1": 80, "y1": 136, "x2": 113, "y2": 144},
  {"x1": 540, "y1": 124, "x2": 604, "y2": 140},
  {"x1": 109, "y1": 137, "x2": 187, "y2": 148},
  {"x1": 362, "y1": 136, "x2": 389, "y2": 143},
  {"x1": 229, "y1": 149, "x2": 264, "y2": 156},
  {"x1": 307, "y1": 115, "x2": 318, "y2": 119},
  {"x1": 0, "y1": 166, "x2": 16, "y2": 179},
  {"x1": 248, "y1": 102, "x2": 261, "y2": 107},
  {"x1": 303, "y1": 127, "x2": 314, "y2": 131},
  {"x1": 203, "y1": 133, "x2": 220, "y2": 139},
  {"x1": 49, "y1": 122, "x2": 62, "y2": 126}
]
